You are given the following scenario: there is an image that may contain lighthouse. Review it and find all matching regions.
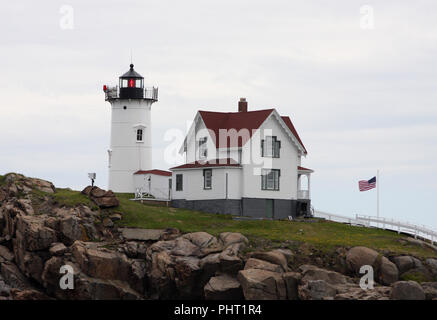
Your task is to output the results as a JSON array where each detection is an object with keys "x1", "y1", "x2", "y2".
[{"x1": 103, "y1": 64, "x2": 158, "y2": 192}]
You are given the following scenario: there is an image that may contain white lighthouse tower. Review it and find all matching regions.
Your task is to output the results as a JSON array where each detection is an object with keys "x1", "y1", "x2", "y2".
[{"x1": 104, "y1": 64, "x2": 158, "y2": 192}]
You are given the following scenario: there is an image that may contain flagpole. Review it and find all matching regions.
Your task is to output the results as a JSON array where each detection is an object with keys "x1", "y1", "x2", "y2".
[{"x1": 377, "y1": 169, "x2": 380, "y2": 227}]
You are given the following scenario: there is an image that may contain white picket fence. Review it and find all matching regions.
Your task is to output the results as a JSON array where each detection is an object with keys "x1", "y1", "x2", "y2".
[{"x1": 313, "y1": 210, "x2": 437, "y2": 245}]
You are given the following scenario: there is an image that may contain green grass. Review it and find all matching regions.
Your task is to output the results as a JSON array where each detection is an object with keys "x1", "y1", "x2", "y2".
[
  {"x1": 400, "y1": 271, "x2": 436, "y2": 283},
  {"x1": 0, "y1": 174, "x2": 6, "y2": 186},
  {"x1": 53, "y1": 188, "x2": 98, "y2": 210},
  {"x1": 46, "y1": 189, "x2": 437, "y2": 258}
]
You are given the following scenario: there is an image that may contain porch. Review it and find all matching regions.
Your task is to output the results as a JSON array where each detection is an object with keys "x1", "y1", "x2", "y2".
[{"x1": 297, "y1": 166, "x2": 314, "y2": 200}]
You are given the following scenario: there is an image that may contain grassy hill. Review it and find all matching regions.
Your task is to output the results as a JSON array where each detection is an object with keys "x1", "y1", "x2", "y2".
[{"x1": 49, "y1": 188, "x2": 437, "y2": 258}]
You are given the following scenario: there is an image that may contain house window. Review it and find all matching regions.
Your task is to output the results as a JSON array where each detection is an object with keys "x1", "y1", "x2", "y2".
[
  {"x1": 203, "y1": 169, "x2": 212, "y2": 189},
  {"x1": 261, "y1": 136, "x2": 281, "y2": 158},
  {"x1": 238, "y1": 149, "x2": 242, "y2": 164},
  {"x1": 136, "y1": 129, "x2": 143, "y2": 142},
  {"x1": 198, "y1": 137, "x2": 208, "y2": 159},
  {"x1": 176, "y1": 174, "x2": 183, "y2": 191},
  {"x1": 261, "y1": 169, "x2": 280, "y2": 191}
]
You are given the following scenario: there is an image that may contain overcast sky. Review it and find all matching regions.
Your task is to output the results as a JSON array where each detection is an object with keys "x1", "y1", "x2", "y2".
[{"x1": 1, "y1": 1, "x2": 436, "y2": 229}]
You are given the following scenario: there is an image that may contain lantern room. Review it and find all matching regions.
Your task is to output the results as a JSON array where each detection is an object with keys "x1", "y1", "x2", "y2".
[{"x1": 119, "y1": 64, "x2": 144, "y2": 99}]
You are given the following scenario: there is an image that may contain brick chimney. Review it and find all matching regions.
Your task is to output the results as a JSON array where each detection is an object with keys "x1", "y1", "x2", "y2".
[{"x1": 238, "y1": 98, "x2": 248, "y2": 112}]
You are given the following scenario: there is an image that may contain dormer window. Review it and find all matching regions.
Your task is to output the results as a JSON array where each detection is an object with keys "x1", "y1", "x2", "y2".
[
  {"x1": 198, "y1": 137, "x2": 208, "y2": 159},
  {"x1": 136, "y1": 129, "x2": 143, "y2": 142},
  {"x1": 261, "y1": 136, "x2": 281, "y2": 158}
]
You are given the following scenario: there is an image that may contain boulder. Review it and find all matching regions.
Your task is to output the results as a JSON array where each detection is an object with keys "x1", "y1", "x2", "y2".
[
  {"x1": 9, "y1": 288, "x2": 51, "y2": 300},
  {"x1": 391, "y1": 281, "x2": 425, "y2": 300},
  {"x1": 83, "y1": 186, "x2": 119, "y2": 208},
  {"x1": 121, "y1": 228, "x2": 164, "y2": 242},
  {"x1": 49, "y1": 243, "x2": 67, "y2": 256},
  {"x1": 426, "y1": 258, "x2": 437, "y2": 271},
  {"x1": 109, "y1": 213, "x2": 122, "y2": 221},
  {"x1": 204, "y1": 274, "x2": 243, "y2": 300},
  {"x1": 16, "y1": 199, "x2": 34, "y2": 216},
  {"x1": 0, "y1": 245, "x2": 14, "y2": 262},
  {"x1": 0, "y1": 261, "x2": 32, "y2": 290},
  {"x1": 60, "y1": 215, "x2": 88, "y2": 244},
  {"x1": 171, "y1": 237, "x2": 201, "y2": 257},
  {"x1": 421, "y1": 282, "x2": 437, "y2": 300},
  {"x1": 174, "y1": 256, "x2": 203, "y2": 298},
  {"x1": 102, "y1": 218, "x2": 114, "y2": 228},
  {"x1": 238, "y1": 269, "x2": 286, "y2": 300},
  {"x1": 219, "y1": 232, "x2": 249, "y2": 248},
  {"x1": 345, "y1": 246, "x2": 398, "y2": 285},
  {"x1": 244, "y1": 258, "x2": 283, "y2": 273},
  {"x1": 28, "y1": 178, "x2": 55, "y2": 194},
  {"x1": 15, "y1": 215, "x2": 57, "y2": 251},
  {"x1": 393, "y1": 256, "x2": 417, "y2": 274},
  {"x1": 345, "y1": 246, "x2": 379, "y2": 274},
  {"x1": 378, "y1": 257, "x2": 399, "y2": 285},
  {"x1": 282, "y1": 272, "x2": 301, "y2": 300},
  {"x1": 42, "y1": 256, "x2": 141, "y2": 300},
  {"x1": 199, "y1": 253, "x2": 221, "y2": 276},
  {"x1": 81, "y1": 186, "x2": 93, "y2": 196},
  {"x1": 74, "y1": 275, "x2": 141, "y2": 300},
  {"x1": 129, "y1": 260, "x2": 147, "y2": 294},
  {"x1": 299, "y1": 280, "x2": 337, "y2": 300},
  {"x1": 71, "y1": 241, "x2": 131, "y2": 281},
  {"x1": 12, "y1": 242, "x2": 47, "y2": 284},
  {"x1": 300, "y1": 264, "x2": 349, "y2": 285},
  {"x1": 0, "y1": 190, "x2": 6, "y2": 202},
  {"x1": 247, "y1": 250, "x2": 288, "y2": 272},
  {"x1": 183, "y1": 232, "x2": 220, "y2": 250},
  {"x1": 219, "y1": 243, "x2": 244, "y2": 274},
  {"x1": 0, "y1": 277, "x2": 11, "y2": 297}
]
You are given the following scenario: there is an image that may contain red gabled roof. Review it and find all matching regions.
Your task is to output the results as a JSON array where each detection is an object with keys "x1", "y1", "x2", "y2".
[
  {"x1": 298, "y1": 166, "x2": 313, "y2": 172},
  {"x1": 198, "y1": 109, "x2": 307, "y2": 153},
  {"x1": 199, "y1": 109, "x2": 274, "y2": 148},
  {"x1": 134, "y1": 169, "x2": 172, "y2": 176},
  {"x1": 171, "y1": 158, "x2": 241, "y2": 170},
  {"x1": 282, "y1": 116, "x2": 307, "y2": 154}
]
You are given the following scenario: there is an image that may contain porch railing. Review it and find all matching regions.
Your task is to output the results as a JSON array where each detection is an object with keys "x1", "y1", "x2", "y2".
[{"x1": 298, "y1": 190, "x2": 310, "y2": 199}]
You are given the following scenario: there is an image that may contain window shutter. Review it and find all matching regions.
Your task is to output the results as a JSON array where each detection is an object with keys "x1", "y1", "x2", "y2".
[{"x1": 261, "y1": 139, "x2": 264, "y2": 156}]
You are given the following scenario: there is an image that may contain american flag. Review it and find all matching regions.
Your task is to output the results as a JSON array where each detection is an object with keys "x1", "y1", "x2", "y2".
[{"x1": 359, "y1": 176, "x2": 376, "y2": 191}]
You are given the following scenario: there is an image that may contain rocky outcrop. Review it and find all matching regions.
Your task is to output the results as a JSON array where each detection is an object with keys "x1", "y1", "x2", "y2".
[
  {"x1": 145, "y1": 231, "x2": 247, "y2": 299},
  {"x1": 81, "y1": 186, "x2": 119, "y2": 208},
  {"x1": 1, "y1": 174, "x2": 437, "y2": 300}
]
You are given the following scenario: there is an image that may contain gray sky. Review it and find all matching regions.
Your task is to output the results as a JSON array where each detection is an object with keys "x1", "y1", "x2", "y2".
[{"x1": 1, "y1": 1, "x2": 436, "y2": 229}]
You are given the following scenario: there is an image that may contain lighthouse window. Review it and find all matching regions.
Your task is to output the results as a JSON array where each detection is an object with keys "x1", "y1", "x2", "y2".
[
  {"x1": 122, "y1": 79, "x2": 128, "y2": 87},
  {"x1": 136, "y1": 129, "x2": 143, "y2": 142}
]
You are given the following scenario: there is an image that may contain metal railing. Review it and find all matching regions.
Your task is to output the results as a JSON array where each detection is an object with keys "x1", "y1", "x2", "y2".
[
  {"x1": 104, "y1": 86, "x2": 158, "y2": 101},
  {"x1": 134, "y1": 187, "x2": 170, "y2": 201},
  {"x1": 313, "y1": 210, "x2": 437, "y2": 245},
  {"x1": 355, "y1": 214, "x2": 437, "y2": 245}
]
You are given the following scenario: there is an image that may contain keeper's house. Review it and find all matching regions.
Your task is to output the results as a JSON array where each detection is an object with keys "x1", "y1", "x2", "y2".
[{"x1": 170, "y1": 98, "x2": 314, "y2": 219}]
